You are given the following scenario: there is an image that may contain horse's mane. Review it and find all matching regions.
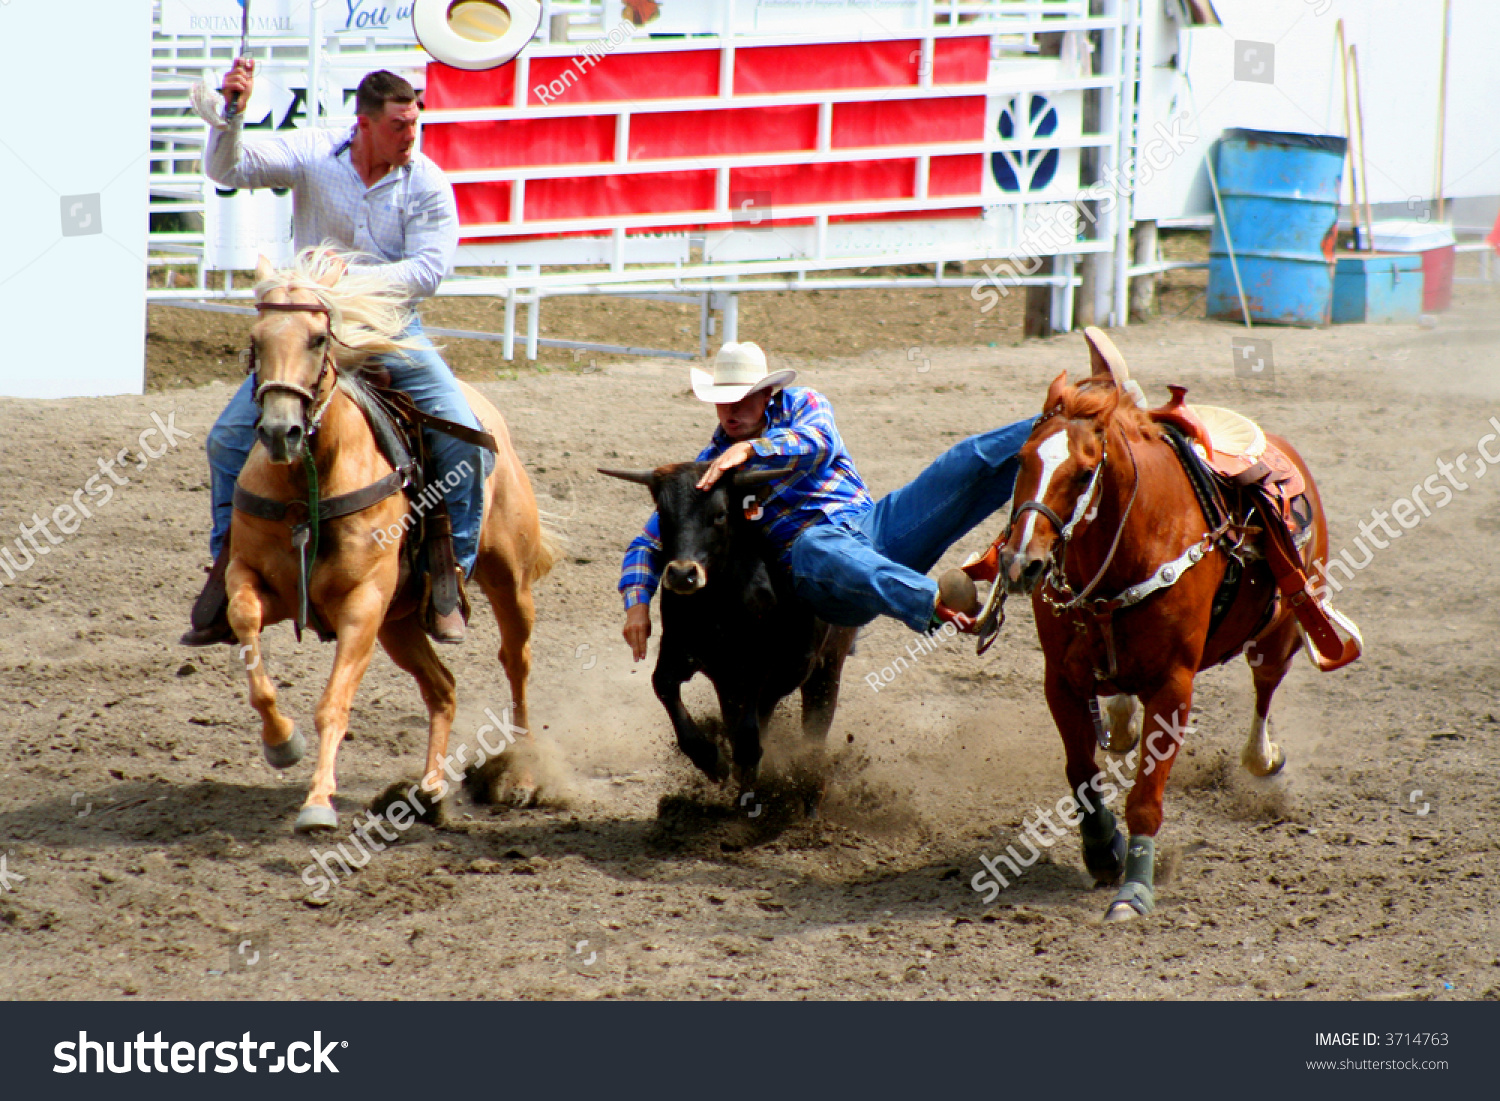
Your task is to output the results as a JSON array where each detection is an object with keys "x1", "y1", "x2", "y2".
[
  {"x1": 254, "y1": 243, "x2": 426, "y2": 369},
  {"x1": 1059, "y1": 377, "x2": 1157, "y2": 439}
]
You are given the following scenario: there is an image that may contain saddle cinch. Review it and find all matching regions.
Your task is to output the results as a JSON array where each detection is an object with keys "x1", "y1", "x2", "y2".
[
  {"x1": 1147, "y1": 386, "x2": 1362, "y2": 672},
  {"x1": 234, "y1": 369, "x2": 496, "y2": 644}
]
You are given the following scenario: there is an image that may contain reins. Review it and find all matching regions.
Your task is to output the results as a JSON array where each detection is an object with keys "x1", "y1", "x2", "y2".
[
  {"x1": 1042, "y1": 424, "x2": 1140, "y2": 612},
  {"x1": 239, "y1": 295, "x2": 401, "y2": 640},
  {"x1": 1007, "y1": 396, "x2": 1221, "y2": 689},
  {"x1": 246, "y1": 299, "x2": 351, "y2": 434},
  {"x1": 1003, "y1": 400, "x2": 1142, "y2": 615}
]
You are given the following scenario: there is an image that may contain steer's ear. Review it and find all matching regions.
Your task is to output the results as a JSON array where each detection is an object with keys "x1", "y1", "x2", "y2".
[
  {"x1": 597, "y1": 467, "x2": 655, "y2": 486},
  {"x1": 733, "y1": 465, "x2": 798, "y2": 488}
]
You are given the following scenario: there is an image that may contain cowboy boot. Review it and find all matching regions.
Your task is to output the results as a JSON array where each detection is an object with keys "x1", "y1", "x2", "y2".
[
  {"x1": 180, "y1": 544, "x2": 237, "y2": 646},
  {"x1": 424, "y1": 507, "x2": 468, "y2": 645}
]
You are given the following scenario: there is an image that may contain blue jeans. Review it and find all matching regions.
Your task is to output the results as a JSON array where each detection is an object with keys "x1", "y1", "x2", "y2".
[
  {"x1": 789, "y1": 416, "x2": 1035, "y2": 632},
  {"x1": 206, "y1": 317, "x2": 487, "y2": 575}
]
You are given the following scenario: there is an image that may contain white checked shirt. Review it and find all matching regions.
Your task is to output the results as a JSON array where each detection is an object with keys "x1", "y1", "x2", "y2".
[{"x1": 205, "y1": 121, "x2": 459, "y2": 300}]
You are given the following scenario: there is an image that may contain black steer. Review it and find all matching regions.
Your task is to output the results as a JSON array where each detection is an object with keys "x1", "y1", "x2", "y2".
[{"x1": 601, "y1": 461, "x2": 856, "y2": 786}]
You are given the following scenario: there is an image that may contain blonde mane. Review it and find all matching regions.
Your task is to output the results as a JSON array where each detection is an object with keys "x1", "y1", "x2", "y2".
[{"x1": 253, "y1": 244, "x2": 426, "y2": 370}]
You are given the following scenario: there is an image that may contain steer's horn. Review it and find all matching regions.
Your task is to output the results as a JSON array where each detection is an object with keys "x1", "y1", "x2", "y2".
[
  {"x1": 1083, "y1": 326, "x2": 1131, "y2": 388},
  {"x1": 597, "y1": 467, "x2": 655, "y2": 486},
  {"x1": 733, "y1": 465, "x2": 798, "y2": 488}
]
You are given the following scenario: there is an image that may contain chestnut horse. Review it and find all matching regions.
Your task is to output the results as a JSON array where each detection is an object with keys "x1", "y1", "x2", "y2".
[
  {"x1": 226, "y1": 247, "x2": 555, "y2": 833},
  {"x1": 993, "y1": 334, "x2": 1343, "y2": 922}
]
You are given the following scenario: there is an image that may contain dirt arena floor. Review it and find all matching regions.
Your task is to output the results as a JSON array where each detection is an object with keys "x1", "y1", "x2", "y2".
[{"x1": 2, "y1": 258, "x2": 1498, "y2": 1001}]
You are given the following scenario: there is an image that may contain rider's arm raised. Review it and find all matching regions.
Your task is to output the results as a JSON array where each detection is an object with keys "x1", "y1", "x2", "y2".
[{"x1": 204, "y1": 114, "x2": 305, "y2": 191}]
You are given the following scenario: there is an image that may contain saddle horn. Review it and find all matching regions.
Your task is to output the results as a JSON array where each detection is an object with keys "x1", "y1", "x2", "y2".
[{"x1": 597, "y1": 467, "x2": 656, "y2": 486}]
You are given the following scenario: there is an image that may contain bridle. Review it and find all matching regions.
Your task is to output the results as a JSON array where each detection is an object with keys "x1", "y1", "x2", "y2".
[
  {"x1": 245, "y1": 299, "x2": 346, "y2": 434},
  {"x1": 1005, "y1": 398, "x2": 1141, "y2": 613}
]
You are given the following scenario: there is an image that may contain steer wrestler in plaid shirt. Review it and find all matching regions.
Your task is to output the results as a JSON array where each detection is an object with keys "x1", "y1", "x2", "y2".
[
  {"x1": 180, "y1": 65, "x2": 483, "y2": 646},
  {"x1": 619, "y1": 342, "x2": 1035, "y2": 661}
]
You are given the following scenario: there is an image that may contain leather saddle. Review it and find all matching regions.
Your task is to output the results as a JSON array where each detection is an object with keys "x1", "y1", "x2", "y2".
[
  {"x1": 1148, "y1": 385, "x2": 1311, "y2": 543},
  {"x1": 1146, "y1": 386, "x2": 1359, "y2": 672}
]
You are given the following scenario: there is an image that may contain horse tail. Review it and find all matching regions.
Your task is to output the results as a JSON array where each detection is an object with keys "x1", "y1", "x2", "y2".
[{"x1": 532, "y1": 511, "x2": 566, "y2": 581}]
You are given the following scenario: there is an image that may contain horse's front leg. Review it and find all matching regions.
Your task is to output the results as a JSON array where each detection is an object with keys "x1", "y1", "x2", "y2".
[
  {"x1": 225, "y1": 562, "x2": 304, "y2": 771},
  {"x1": 1106, "y1": 671, "x2": 1195, "y2": 923},
  {"x1": 1043, "y1": 666, "x2": 1126, "y2": 888},
  {"x1": 296, "y1": 585, "x2": 387, "y2": 833}
]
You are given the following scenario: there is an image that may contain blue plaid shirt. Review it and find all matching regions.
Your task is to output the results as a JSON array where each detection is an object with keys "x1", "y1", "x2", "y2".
[{"x1": 619, "y1": 387, "x2": 872, "y2": 609}]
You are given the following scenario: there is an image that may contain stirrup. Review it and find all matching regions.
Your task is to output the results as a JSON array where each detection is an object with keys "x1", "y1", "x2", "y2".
[{"x1": 960, "y1": 541, "x2": 1001, "y2": 584}]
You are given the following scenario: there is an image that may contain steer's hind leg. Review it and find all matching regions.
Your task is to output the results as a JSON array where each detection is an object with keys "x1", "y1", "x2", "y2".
[
  {"x1": 800, "y1": 625, "x2": 856, "y2": 744},
  {"x1": 795, "y1": 626, "x2": 856, "y2": 814},
  {"x1": 653, "y1": 644, "x2": 727, "y2": 782}
]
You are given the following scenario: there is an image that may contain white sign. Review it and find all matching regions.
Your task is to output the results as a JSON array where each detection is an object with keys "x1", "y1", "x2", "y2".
[
  {"x1": 0, "y1": 4, "x2": 152, "y2": 398},
  {"x1": 160, "y1": 0, "x2": 419, "y2": 41}
]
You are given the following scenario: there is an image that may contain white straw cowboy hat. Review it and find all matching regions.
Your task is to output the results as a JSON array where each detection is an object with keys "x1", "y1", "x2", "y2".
[{"x1": 690, "y1": 342, "x2": 797, "y2": 403}]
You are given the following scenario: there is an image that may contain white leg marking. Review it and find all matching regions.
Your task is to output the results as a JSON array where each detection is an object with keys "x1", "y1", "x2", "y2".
[{"x1": 1241, "y1": 711, "x2": 1284, "y2": 777}]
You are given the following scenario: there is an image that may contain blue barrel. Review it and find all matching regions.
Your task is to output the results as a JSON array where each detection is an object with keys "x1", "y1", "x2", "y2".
[{"x1": 1207, "y1": 128, "x2": 1348, "y2": 327}]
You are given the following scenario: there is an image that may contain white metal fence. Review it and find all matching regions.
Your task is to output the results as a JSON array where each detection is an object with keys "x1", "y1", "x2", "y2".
[{"x1": 147, "y1": 0, "x2": 1142, "y2": 356}]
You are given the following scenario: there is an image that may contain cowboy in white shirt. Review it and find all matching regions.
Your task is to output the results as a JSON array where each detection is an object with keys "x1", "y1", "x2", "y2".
[{"x1": 182, "y1": 65, "x2": 482, "y2": 646}]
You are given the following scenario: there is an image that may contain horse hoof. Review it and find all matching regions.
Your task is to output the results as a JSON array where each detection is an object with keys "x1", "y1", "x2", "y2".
[
  {"x1": 504, "y1": 784, "x2": 539, "y2": 809},
  {"x1": 1103, "y1": 879, "x2": 1155, "y2": 922},
  {"x1": 1242, "y1": 744, "x2": 1287, "y2": 778},
  {"x1": 685, "y1": 743, "x2": 730, "y2": 784},
  {"x1": 263, "y1": 726, "x2": 305, "y2": 771},
  {"x1": 1084, "y1": 829, "x2": 1128, "y2": 885},
  {"x1": 295, "y1": 804, "x2": 338, "y2": 833}
]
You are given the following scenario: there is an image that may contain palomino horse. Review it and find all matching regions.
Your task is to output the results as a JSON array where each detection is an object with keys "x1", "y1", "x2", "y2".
[
  {"x1": 990, "y1": 332, "x2": 1352, "y2": 922},
  {"x1": 226, "y1": 247, "x2": 555, "y2": 832}
]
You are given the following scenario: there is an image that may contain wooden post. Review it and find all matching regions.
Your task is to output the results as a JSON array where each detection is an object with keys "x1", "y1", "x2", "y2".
[
  {"x1": 1130, "y1": 219, "x2": 1157, "y2": 321},
  {"x1": 1025, "y1": 257, "x2": 1054, "y2": 338}
]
